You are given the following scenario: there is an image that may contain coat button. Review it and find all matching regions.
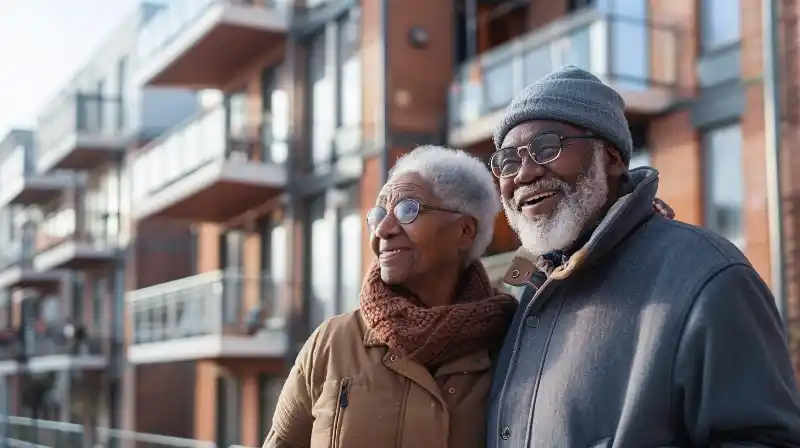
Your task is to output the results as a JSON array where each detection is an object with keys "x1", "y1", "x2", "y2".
[
  {"x1": 389, "y1": 354, "x2": 397, "y2": 361},
  {"x1": 500, "y1": 425, "x2": 511, "y2": 440},
  {"x1": 525, "y1": 315, "x2": 540, "y2": 328},
  {"x1": 448, "y1": 387, "x2": 456, "y2": 394}
]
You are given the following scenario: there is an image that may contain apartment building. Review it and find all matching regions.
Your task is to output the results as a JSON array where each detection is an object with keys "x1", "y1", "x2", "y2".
[
  {"x1": 0, "y1": 2, "x2": 199, "y2": 445},
  {"x1": 57, "y1": 0, "x2": 792, "y2": 447}
]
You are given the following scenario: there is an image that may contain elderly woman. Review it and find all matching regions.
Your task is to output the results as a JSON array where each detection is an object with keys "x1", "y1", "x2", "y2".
[
  {"x1": 264, "y1": 145, "x2": 516, "y2": 448},
  {"x1": 264, "y1": 145, "x2": 675, "y2": 448}
]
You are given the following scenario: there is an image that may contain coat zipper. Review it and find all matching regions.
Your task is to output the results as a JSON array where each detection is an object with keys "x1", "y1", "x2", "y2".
[{"x1": 332, "y1": 377, "x2": 351, "y2": 448}]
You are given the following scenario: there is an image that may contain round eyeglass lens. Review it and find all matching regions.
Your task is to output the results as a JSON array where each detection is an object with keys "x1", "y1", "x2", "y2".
[{"x1": 394, "y1": 199, "x2": 421, "y2": 224}]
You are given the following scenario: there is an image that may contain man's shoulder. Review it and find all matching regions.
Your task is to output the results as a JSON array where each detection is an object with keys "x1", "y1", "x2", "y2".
[{"x1": 633, "y1": 215, "x2": 750, "y2": 269}]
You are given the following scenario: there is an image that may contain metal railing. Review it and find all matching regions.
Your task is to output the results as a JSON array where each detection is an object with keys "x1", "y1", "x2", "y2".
[
  {"x1": 448, "y1": 9, "x2": 679, "y2": 127},
  {"x1": 23, "y1": 323, "x2": 104, "y2": 358},
  {"x1": 37, "y1": 92, "x2": 125, "y2": 159},
  {"x1": 129, "y1": 105, "x2": 286, "y2": 203},
  {"x1": 1, "y1": 416, "x2": 84, "y2": 447},
  {"x1": 36, "y1": 209, "x2": 119, "y2": 254},
  {"x1": 128, "y1": 269, "x2": 286, "y2": 345},
  {"x1": 0, "y1": 416, "x2": 234, "y2": 447},
  {"x1": 137, "y1": 0, "x2": 291, "y2": 64}
]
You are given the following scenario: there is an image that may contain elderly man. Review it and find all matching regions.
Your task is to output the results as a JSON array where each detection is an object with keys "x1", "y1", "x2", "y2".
[{"x1": 487, "y1": 65, "x2": 800, "y2": 447}]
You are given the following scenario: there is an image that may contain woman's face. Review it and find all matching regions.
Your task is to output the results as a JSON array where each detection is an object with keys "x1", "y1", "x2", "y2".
[{"x1": 369, "y1": 172, "x2": 477, "y2": 287}]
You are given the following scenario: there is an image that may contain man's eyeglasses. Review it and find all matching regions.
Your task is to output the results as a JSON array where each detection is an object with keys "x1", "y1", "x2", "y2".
[
  {"x1": 489, "y1": 132, "x2": 598, "y2": 178},
  {"x1": 366, "y1": 198, "x2": 460, "y2": 232}
]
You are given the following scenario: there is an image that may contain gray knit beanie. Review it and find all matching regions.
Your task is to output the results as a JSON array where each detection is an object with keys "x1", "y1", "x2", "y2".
[{"x1": 493, "y1": 65, "x2": 632, "y2": 165}]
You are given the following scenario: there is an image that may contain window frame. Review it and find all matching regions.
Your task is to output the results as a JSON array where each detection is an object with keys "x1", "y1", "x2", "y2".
[{"x1": 702, "y1": 121, "x2": 745, "y2": 248}]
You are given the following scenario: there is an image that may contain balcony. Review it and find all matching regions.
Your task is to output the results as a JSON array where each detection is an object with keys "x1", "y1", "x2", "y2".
[
  {"x1": 0, "y1": 145, "x2": 73, "y2": 208},
  {"x1": 448, "y1": 9, "x2": 680, "y2": 147},
  {"x1": 136, "y1": 0, "x2": 290, "y2": 89},
  {"x1": 130, "y1": 105, "x2": 287, "y2": 222},
  {"x1": 127, "y1": 269, "x2": 287, "y2": 365},
  {"x1": 36, "y1": 92, "x2": 128, "y2": 174},
  {"x1": 0, "y1": 231, "x2": 64, "y2": 291},
  {"x1": 33, "y1": 209, "x2": 118, "y2": 272},
  {"x1": 22, "y1": 322, "x2": 106, "y2": 373}
]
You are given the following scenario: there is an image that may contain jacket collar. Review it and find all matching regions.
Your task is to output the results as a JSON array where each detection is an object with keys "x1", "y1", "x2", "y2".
[{"x1": 504, "y1": 167, "x2": 660, "y2": 285}]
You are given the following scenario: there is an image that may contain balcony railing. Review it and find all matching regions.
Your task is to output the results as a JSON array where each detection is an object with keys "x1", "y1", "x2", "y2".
[
  {"x1": 0, "y1": 144, "x2": 29, "y2": 185},
  {"x1": 129, "y1": 269, "x2": 285, "y2": 345},
  {"x1": 0, "y1": 227, "x2": 36, "y2": 271},
  {"x1": 36, "y1": 209, "x2": 119, "y2": 254},
  {"x1": 130, "y1": 105, "x2": 285, "y2": 203},
  {"x1": 23, "y1": 322, "x2": 104, "y2": 358},
  {"x1": 137, "y1": 0, "x2": 290, "y2": 65},
  {"x1": 448, "y1": 10, "x2": 679, "y2": 128}
]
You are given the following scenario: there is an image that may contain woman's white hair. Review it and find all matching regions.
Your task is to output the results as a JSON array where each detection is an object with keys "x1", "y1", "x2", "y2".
[{"x1": 388, "y1": 145, "x2": 501, "y2": 260}]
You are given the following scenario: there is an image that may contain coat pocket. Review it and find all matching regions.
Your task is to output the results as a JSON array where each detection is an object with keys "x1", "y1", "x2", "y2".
[{"x1": 330, "y1": 377, "x2": 351, "y2": 448}]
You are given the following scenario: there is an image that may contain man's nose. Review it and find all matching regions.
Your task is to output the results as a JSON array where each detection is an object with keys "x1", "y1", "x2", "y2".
[{"x1": 514, "y1": 157, "x2": 547, "y2": 186}]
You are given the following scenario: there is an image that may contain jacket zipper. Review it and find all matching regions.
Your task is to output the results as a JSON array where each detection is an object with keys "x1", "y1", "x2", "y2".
[{"x1": 331, "y1": 377, "x2": 351, "y2": 448}]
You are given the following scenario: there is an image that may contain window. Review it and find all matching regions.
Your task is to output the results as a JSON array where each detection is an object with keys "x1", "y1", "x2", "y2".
[
  {"x1": 703, "y1": 123, "x2": 744, "y2": 246},
  {"x1": 91, "y1": 278, "x2": 106, "y2": 328},
  {"x1": 701, "y1": 0, "x2": 741, "y2": 51},
  {"x1": 71, "y1": 274, "x2": 86, "y2": 324},
  {"x1": 258, "y1": 374, "x2": 284, "y2": 441},
  {"x1": 336, "y1": 7, "x2": 362, "y2": 158},
  {"x1": 215, "y1": 372, "x2": 241, "y2": 448},
  {"x1": 309, "y1": 32, "x2": 334, "y2": 170},
  {"x1": 260, "y1": 217, "x2": 287, "y2": 325},
  {"x1": 338, "y1": 185, "x2": 361, "y2": 313},
  {"x1": 309, "y1": 195, "x2": 336, "y2": 327},
  {"x1": 220, "y1": 230, "x2": 245, "y2": 324},
  {"x1": 261, "y1": 66, "x2": 289, "y2": 164},
  {"x1": 228, "y1": 90, "x2": 250, "y2": 142}
]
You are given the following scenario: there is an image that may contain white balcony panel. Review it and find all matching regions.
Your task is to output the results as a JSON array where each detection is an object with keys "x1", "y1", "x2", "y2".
[
  {"x1": 136, "y1": 0, "x2": 290, "y2": 87},
  {"x1": 128, "y1": 332, "x2": 287, "y2": 365},
  {"x1": 26, "y1": 355, "x2": 107, "y2": 373}
]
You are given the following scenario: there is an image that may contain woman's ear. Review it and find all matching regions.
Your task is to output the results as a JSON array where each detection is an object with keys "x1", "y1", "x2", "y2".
[{"x1": 458, "y1": 215, "x2": 478, "y2": 252}]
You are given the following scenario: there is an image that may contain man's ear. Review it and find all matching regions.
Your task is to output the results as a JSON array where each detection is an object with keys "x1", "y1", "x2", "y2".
[
  {"x1": 458, "y1": 215, "x2": 478, "y2": 252},
  {"x1": 604, "y1": 146, "x2": 627, "y2": 178}
]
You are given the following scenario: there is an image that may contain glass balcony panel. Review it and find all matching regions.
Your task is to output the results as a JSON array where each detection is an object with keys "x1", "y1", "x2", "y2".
[
  {"x1": 129, "y1": 270, "x2": 285, "y2": 345},
  {"x1": 448, "y1": 11, "x2": 678, "y2": 131}
]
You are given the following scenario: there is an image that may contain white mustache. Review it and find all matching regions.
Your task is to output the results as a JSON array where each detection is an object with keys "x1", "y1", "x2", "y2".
[{"x1": 510, "y1": 179, "x2": 569, "y2": 209}]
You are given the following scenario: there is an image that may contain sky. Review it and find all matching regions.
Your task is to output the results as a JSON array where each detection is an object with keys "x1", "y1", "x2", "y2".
[{"x1": 0, "y1": 0, "x2": 138, "y2": 138}]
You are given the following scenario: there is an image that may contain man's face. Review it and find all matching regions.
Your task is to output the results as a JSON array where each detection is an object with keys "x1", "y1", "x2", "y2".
[{"x1": 497, "y1": 120, "x2": 620, "y2": 256}]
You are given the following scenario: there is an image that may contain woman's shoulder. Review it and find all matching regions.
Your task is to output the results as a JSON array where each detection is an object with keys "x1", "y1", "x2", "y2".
[
  {"x1": 315, "y1": 309, "x2": 366, "y2": 343},
  {"x1": 302, "y1": 310, "x2": 367, "y2": 360}
]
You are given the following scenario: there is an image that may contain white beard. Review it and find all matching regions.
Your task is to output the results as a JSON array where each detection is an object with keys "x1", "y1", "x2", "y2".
[{"x1": 503, "y1": 149, "x2": 609, "y2": 257}]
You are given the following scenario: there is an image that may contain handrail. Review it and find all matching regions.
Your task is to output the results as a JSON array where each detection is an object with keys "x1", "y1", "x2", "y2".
[
  {"x1": 127, "y1": 269, "x2": 227, "y2": 302},
  {"x1": 98, "y1": 427, "x2": 217, "y2": 448}
]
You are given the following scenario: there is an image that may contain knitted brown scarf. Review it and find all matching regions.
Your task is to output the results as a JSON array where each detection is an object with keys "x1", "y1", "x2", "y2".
[{"x1": 359, "y1": 260, "x2": 518, "y2": 367}]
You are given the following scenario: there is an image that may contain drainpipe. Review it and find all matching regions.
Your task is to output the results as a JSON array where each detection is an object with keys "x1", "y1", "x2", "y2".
[
  {"x1": 379, "y1": 0, "x2": 390, "y2": 184},
  {"x1": 762, "y1": 0, "x2": 788, "y2": 324}
]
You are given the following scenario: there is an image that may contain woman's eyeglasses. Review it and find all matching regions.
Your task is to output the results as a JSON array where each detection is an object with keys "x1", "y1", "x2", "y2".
[
  {"x1": 490, "y1": 132, "x2": 598, "y2": 178},
  {"x1": 366, "y1": 198, "x2": 459, "y2": 232}
]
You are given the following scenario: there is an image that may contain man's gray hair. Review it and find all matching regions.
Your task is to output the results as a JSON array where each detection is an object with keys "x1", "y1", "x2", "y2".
[{"x1": 389, "y1": 145, "x2": 501, "y2": 260}]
